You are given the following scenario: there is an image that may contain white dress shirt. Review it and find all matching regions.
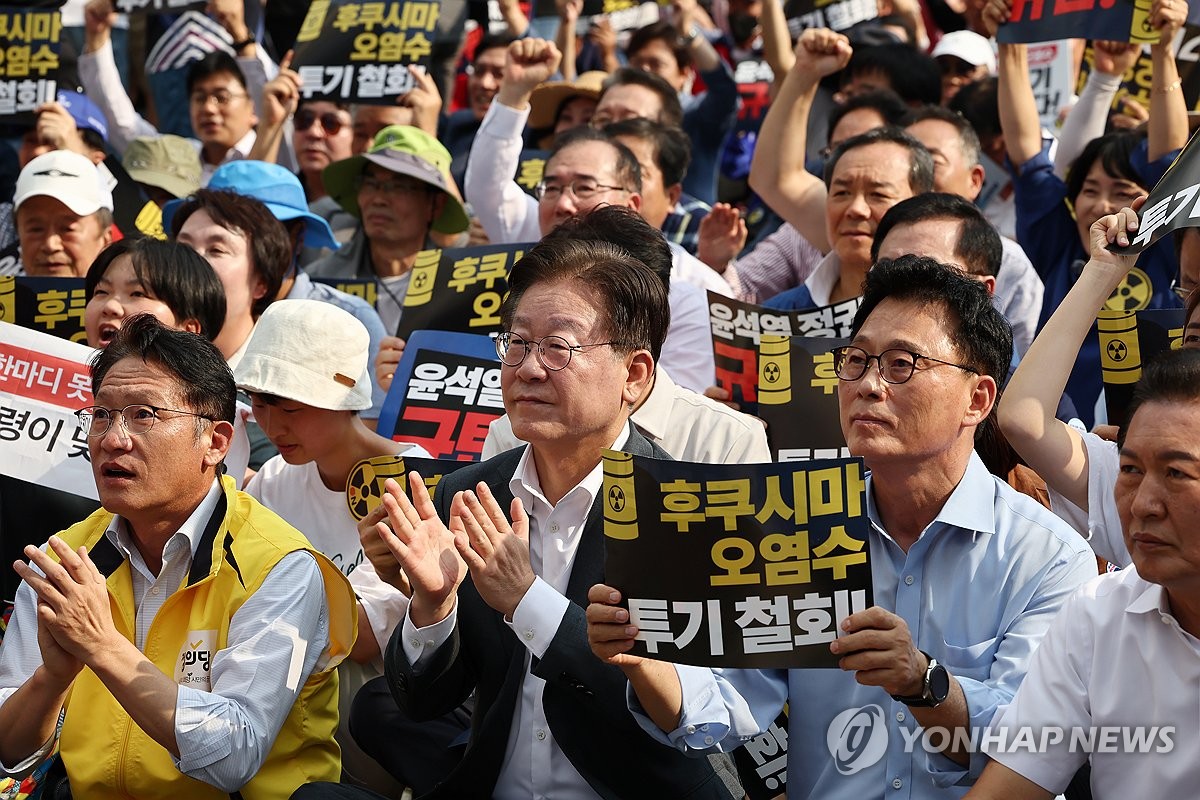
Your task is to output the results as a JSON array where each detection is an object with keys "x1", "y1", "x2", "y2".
[
  {"x1": 0, "y1": 480, "x2": 331, "y2": 792},
  {"x1": 986, "y1": 568, "x2": 1200, "y2": 798},
  {"x1": 401, "y1": 426, "x2": 632, "y2": 800}
]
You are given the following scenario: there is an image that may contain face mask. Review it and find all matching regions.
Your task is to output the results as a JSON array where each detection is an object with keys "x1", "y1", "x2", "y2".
[{"x1": 729, "y1": 12, "x2": 759, "y2": 44}]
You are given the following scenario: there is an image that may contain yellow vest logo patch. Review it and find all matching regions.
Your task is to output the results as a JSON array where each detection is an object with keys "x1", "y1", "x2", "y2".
[{"x1": 176, "y1": 630, "x2": 218, "y2": 689}]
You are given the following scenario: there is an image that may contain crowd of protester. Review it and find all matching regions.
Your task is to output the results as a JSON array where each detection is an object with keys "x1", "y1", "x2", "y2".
[{"x1": 0, "y1": 0, "x2": 1198, "y2": 797}]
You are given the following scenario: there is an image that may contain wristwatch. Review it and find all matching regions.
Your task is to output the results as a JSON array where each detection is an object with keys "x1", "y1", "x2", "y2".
[{"x1": 890, "y1": 651, "x2": 949, "y2": 708}]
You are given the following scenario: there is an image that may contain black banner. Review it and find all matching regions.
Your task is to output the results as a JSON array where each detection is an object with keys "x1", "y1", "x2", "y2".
[
  {"x1": 784, "y1": 0, "x2": 879, "y2": 35},
  {"x1": 1110, "y1": 128, "x2": 1200, "y2": 255},
  {"x1": 0, "y1": 6, "x2": 62, "y2": 126},
  {"x1": 1098, "y1": 307, "x2": 1185, "y2": 427},
  {"x1": 757, "y1": 334, "x2": 849, "y2": 462},
  {"x1": 115, "y1": 0, "x2": 206, "y2": 13},
  {"x1": 603, "y1": 452, "x2": 873, "y2": 669},
  {"x1": 0, "y1": 276, "x2": 87, "y2": 345},
  {"x1": 998, "y1": 0, "x2": 1159, "y2": 45},
  {"x1": 396, "y1": 242, "x2": 527, "y2": 341},
  {"x1": 292, "y1": 0, "x2": 440, "y2": 102}
]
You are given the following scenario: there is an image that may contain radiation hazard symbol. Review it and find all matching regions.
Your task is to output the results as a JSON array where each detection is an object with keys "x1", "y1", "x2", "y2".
[
  {"x1": 1104, "y1": 267, "x2": 1153, "y2": 313},
  {"x1": 346, "y1": 456, "x2": 409, "y2": 521}
]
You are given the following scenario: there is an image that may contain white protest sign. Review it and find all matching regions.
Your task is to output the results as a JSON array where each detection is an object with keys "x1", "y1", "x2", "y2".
[{"x1": 0, "y1": 321, "x2": 98, "y2": 499}]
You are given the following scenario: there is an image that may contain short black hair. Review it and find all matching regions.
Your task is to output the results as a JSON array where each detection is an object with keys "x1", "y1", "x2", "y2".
[
  {"x1": 474, "y1": 32, "x2": 518, "y2": 60},
  {"x1": 542, "y1": 205, "x2": 674, "y2": 286},
  {"x1": 501, "y1": 237, "x2": 670, "y2": 363},
  {"x1": 186, "y1": 51, "x2": 247, "y2": 96},
  {"x1": 547, "y1": 127, "x2": 643, "y2": 195},
  {"x1": 603, "y1": 117, "x2": 691, "y2": 189},
  {"x1": 627, "y1": 21, "x2": 693, "y2": 71},
  {"x1": 1064, "y1": 132, "x2": 1147, "y2": 206},
  {"x1": 1121, "y1": 348, "x2": 1200, "y2": 448},
  {"x1": 598, "y1": 67, "x2": 684, "y2": 128},
  {"x1": 826, "y1": 89, "x2": 909, "y2": 145},
  {"x1": 903, "y1": 104, "x2": 983, "y2": 170},
  {"x1": 852, "y1": 254, "x2": 1012, "y2": 383},
  {"x1": 85, "y1": 238, "x2": 227, "y2": 342},
  {"x1": 171, "y1": 189, "x2": 292, "y2": 318},
  {"x1": 843, "y1": 44, "x2": 941, "y2": 106},
  {"x1": 824, "y1": 126, "x2": 935, "y2": 194},
  {"x1": 91, "y1": 313, "x2": 236, "y2": 424},
  {"x1": 948, "y1": 77, "x2": 1000, "y2": 144},
  {"x1": 872, "y1": 193, "x2": 1002, "y2": 277}
]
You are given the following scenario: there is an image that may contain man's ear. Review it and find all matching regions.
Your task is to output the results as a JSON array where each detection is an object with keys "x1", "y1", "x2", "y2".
[
  {"x1": 969, "y1": 164, "x2": 986, "y2": 201},
  {"x1": 964, "y1": 374, "x2": 998, "y2": 428},
  {"x1": 622, "y1": 350, "x2": 655, "y2": 407},
  {"x1": 205, "y1": 420, "x2": 235, "y2": 468},
  {"x1": 626, "y1": 192, "x2": 643, "y2": 214},
  {"x1": 180, "y1": 318, "x2": 204, "y2": 335},
  {"x1": 665, "y1": 182, "x2": 682, "y2": 208},
  {"x1": 981, "y1": 275, "x2": 997, "y2": 296},
  {"x1": 429, "y1": 193, "x2": 447, "y2": 226}
]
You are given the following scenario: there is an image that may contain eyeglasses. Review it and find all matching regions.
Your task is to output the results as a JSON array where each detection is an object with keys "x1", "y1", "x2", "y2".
[
  {"x1": 830, "y1": 345, "x2": 979, "y2": 385},
  {"x1": 190, "y1": 89, "x2": 249, "y2": 107},
  {"x1": 76, "y1": 404, "x2": 214, "y2": 437},
  {"x1": 495, "y1": 333, "x2": 623, "y2": 371},
  {"x1": 533, "y1": 179, "x2": 628, "y2": 202},
  {"x1": 355, "y1": 173, "x2": 431, "y2": 194},
  {"x1": 295, "y1": 108, "x2": 348, "y2": 135}
]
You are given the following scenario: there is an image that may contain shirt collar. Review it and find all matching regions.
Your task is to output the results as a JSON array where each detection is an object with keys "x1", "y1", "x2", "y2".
[
  {"x1": 509, "y1": 422, "x2": 633, "y2": 513},
  {"x1": 1125, "y1": 569, "x2": 1173, "y2": 617},
  {"x1": 103, "y1": 478, "x2": 224, "y2": 570},
  {"x1": 866, "y1": 450, "x2": 997, "y2": 538},
  {"x1": 628, "y1": 366, "x2": 673, "y2": 444},
  {"x1": 803, "y1": 251, "x2": 842, "y2": 307}
]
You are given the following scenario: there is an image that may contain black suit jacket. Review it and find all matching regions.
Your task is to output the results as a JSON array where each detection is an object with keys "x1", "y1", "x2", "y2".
[{"x1": 384, "y1": 427, "x2": 734, "y2": 800}]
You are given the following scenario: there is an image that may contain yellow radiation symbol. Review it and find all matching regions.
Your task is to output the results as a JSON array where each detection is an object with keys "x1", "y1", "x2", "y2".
[
  {"x1": 346, "y1": 456, "x2": 408, "y2": 521},
  {"x1": 1104, "y1": 267, "x2": 1153, "y2": 313}
]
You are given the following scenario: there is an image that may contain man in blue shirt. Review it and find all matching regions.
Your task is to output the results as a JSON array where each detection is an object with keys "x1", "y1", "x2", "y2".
[{"x1": 589, "y1": 256, "x2": 1097, "y2": 799}]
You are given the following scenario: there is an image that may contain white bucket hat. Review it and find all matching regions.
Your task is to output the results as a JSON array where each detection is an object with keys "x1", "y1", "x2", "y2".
[{"x1": 234, "y1": 299, "x2": 373, "y2": 411}]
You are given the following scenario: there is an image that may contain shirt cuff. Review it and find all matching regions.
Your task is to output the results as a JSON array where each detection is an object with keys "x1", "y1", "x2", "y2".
[
  {"x1": 400, "y1": 601, "x2": 457, "y2": 668},
  {"x1": 0, "y1": 730, "x2": 56, "y2": 777},
  {"x1": 627, "y1": 663, "x2": 733, "y2": 752},
  {"x1": 506, "y1": 577, "x2": 568, "y2": 660},
  {"x1": 482, "y1": 101, "x2": 531, "y2": 141},
  {"x1": 174, "y1": 686, "x2": 234, "y2": 773}
]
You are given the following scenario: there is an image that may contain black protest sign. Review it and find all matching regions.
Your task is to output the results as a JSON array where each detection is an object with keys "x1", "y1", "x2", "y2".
[
  {"x1": 515, "y1": 149, "x2": 548, "y2": 197},
  {"x1": 603, "y1": 452, "x2": 873, "y2": 669},
  {"x1": 998, "y1": 0, "x2": 1159, "y2": 44},
  {"x1": 734, "y1": 707, "x2": 790, "y2": 800},
  {"x1": 0, "y1": 6, "x2": 62, "y2": 125},
  {"x1": 0, "y1": 276, "x2": 87, "y2": 344},
  {"x1": 733, "y1": 58, "x2": 774, "y2": 133},
  {"x1": 346, "y1": 453, "x2": 475, "y2": 520},
  {"x1": 1110, "y1": 129, "x2": 1200, "y2": 255},
  {"x1": 115, "y1": 0, "x2": 205, "y2": 13},
  {"x1": 784, "y1": 0, "x2": 878, "y2": 35},
  {"x1": 292, "y1": 0, "x2": 440, "y2": 103},
  {"x1": 312, "y1": 276, "x2": 380, "y2": 310},
  {"x1": 1099, "y1": 307, "x2": 1185, "y2": 427},
  {"x1": 757, "y1": 334, "x2": 849, "y2": 462},
  {"x1": 708, "y1": 291, "x2": 861, "y2": 414},
  {"x1": 377, "y1": 331, "x2": 503, "y2": 461},
  {"x1": 395, "y1": 242, "x2": 527, "y2": 340}
]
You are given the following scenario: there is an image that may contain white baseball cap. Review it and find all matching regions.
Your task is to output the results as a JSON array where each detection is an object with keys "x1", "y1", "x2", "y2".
[
  {"x1": 234, "y1": 299, "x2": 374, "y2": 412},
  {"x1": 931, "y1": 31, "x2": 997, "y2": 73},
  {"x1": 14, "y1": 149, "x2": 114, "y2": 215}
]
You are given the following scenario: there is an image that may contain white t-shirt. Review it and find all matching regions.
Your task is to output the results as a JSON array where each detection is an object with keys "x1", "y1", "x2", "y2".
[
  {"x1": 1046, "y1": 430, "x2": 1130, "y2": 567},
  {"x1": 245, "y1": 445, "x2": 428, "y2": 656}
]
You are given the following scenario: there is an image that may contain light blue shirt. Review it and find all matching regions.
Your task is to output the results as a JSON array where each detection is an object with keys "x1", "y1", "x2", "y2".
[{"x1": 632, "y1": 452, "x2": 1096, "y2": 800}]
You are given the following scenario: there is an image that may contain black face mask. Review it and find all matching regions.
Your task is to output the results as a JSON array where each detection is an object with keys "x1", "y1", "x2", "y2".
[{"x1": 729, "y1": 12, "x2": 759, "y2": 44}]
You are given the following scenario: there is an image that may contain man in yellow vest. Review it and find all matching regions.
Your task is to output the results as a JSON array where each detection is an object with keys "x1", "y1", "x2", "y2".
[{"x1": 0, "y1": 314, "x2": 356, "y2": 799}]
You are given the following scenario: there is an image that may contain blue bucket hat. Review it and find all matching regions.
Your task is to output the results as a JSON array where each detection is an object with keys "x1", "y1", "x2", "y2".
[{"x1": 163, "y1": 160, "x2": 340, "y2": 250}]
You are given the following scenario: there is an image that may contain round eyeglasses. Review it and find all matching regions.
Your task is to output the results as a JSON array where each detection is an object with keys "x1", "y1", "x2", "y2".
[
  {"x1": 533, "y1": 179, "x2": 628, "y2": 203},
  {"x1": 76, "y1": 404, "x2": 214, "y2": 437},
  {"x1": 495, "y1": 333, "x2": 622, "y2": 371},
  {"x1": 830, "y1": 345, "x2": 979, "y2": 385}
]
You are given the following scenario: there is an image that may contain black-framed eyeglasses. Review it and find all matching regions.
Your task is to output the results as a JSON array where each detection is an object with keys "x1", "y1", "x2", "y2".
[
  {"x1": 295, "y1": 108, "x2": 348, "y2": 135},
  {"x1": 76, "y1": 404, "x2": 214, "y2": 437},
  {"x1": 830, "y1": 345, "x2": 979, "y2": 385},
  {"x1": 533, "y1": 179, "x2": 628, "y2": 202},
  {"x1": 495, "y1": 333, "x2": 623, "y2": 371}
]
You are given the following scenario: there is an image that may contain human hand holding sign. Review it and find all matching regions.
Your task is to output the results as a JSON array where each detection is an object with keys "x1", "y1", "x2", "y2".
[
  {"x1": 371, "y1": 474, "x2": 466, "y2": 627},
  {"x1": 451, "y1": 483, "x2": 534, "y2": 620},
  {"x1": 829, "y1": 606, "x2": 925, "y2": 696},
  {"x1": 586, "y1": 583, "x2": 646, "y2": 668}
]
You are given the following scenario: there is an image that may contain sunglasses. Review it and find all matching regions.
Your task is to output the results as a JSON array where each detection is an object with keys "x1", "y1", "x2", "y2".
[{"x1": 295, "y1": 108, "x2": 347, "y2": 135}]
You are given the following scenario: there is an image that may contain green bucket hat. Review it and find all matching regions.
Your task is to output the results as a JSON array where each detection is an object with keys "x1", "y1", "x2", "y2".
[{"x1": 322, "y1": 125, "x2": 470, "y2": 235}]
